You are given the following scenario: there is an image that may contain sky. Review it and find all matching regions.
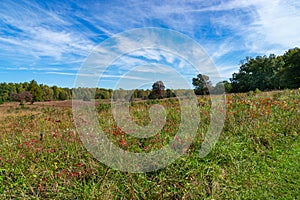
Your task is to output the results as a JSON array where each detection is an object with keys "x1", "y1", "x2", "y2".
[{"x1": 0, "y1": 0, "x2": 300, "y2": 89}]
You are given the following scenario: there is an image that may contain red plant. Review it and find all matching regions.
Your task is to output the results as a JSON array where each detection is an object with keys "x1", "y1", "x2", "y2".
[
  {"x1": 76, "y1": 163, "x2": 84, "y2": 167},
  {"x1": 120, "y1": 138, "x2": 127, "y2": 147},
  {"x1": 11, "y1": 91, "x2": 33, "y2": 105}
]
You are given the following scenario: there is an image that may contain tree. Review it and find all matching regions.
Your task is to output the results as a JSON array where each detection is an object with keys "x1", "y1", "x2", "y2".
[
  {"x1": 95, "y1": 88, "x2": 111, "y2": 99},
  {"x1": 211, "y1": 81, "x2": 227, "y2": 94},
  {"x1": 0, "y1": 83, "x2": 9, "y2": 102},
  {"x1": 58, "y1": 89, "x2": 68, "y2": 100},
  {"x1": 41, "y1": 85, "x2": 54, "y2": 101},
  {"x1": 165, "y1": 89, "x2": 176, "y2": 98},
  {"x1": 52, "y1": 86, "x2": 59, "y2": 100},
  {"x1": 192, "y1": 74, "x2": 211, "y2": 95},
  {"x1": 28, "y1": 80, "x2": 42, "y2": 103},
  {"x1": 279, "y1": 47, "x2": 300, "y2": 88},
  {"x1": 16, "y1": 83, "x2": 26, "y2": 93},
  {"x1": 223, "y1": 81, "x2": 232, "y2": 93},
  {"x1": 11, "y1": 91, "x2": 33, "y2": 105},
  {"x1": 149, "y1": 81, "x2": 165, "y2": 99},
  {"x1": 0, "y1": 80, "x2": 73, "y2": 103},
  {"x1": 230, "y1": 54, "x2": 284, "y2": 92}
]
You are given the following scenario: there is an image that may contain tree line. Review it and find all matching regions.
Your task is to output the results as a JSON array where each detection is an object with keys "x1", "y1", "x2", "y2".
[
  {"x1": 228, "y1": 47, "x2": 299, "y2": 92},
  {"x1": 0, "y1": 80, "x2": 72, "y2": 104},
  {"x1": 1, "y1": 47, "x2": 299, "y2": 104},
  {"x1": 193, "y1": 47, "x2": 300, "y2": 94},
  {"x1": 0, "y1": 79, "x2": 195, "y2": 105},
  {"x1": 0, "y1": 80, "x2": 117, "y2": 104}
]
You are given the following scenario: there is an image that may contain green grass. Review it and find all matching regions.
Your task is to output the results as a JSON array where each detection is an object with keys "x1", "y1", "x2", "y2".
[{"x1": 0, "y1": 90, "x2": 299, "y2": 199}]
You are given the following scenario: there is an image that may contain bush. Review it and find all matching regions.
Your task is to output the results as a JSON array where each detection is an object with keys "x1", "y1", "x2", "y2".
[
  {"x1": 97, "y1": 103, "x2": 110, "y2": 112},
  {"x1": 254, "y1": 88, "x2": 261, "y2": 94},
  {"x1": 83, "y1": 96, "x2": 91, "y2": 101}
]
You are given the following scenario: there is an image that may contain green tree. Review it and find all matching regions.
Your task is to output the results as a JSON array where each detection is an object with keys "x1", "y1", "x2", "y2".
[
  {"x1": 61, "y1": 88, "x2": 72, "y2": 100},
  {"x1": 149, "y1": 81, "x2": 165, "y2": 99},
  {"x1": 28, "y1": 80, "x2": 42, "y2": 103},
  {"x1": 0, "y1": 83, "x2": 9, "y2": 102},
  {"x1": 192, "y1": 74, "x2": 211, "y2": 95},
  {"x1": 223, "y1": 81, "x2": 232, "y2": 93},
  {"x1": 52, "y1": 86, "x2": 59, "y2": 100},
  {"x1": 58, "y1": 90, "x2": 68, "y2": 100},
  {"x1": 41, "y1": 85, "x2": 54, "y2": 101},
  {"x1": 96, "y1": 88, "x2": 111, "y2": 99},
  {"x1": 280, "y1": 47, "x2": 300, "y2": 88},
  {"x1": 16, "y1": 83, "x2": 26, "y2": 93},
  {"x1": 211, "y1": 81, "x2": 227, "y2": 94},
  {"x1": 230, "y1": 54, "x2": 283, "y2": 92},
  {"x1": 165, "y1": 89, "x2": 176, "y2": 98}
]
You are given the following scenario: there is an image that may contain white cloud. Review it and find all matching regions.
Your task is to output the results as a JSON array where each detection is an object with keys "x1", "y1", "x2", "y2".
[
  {"x1": 5, "y1": 66, "x2": 61, "y2": 71},
  {"x1": 206, "y1": 0, "x2": 300, "y2": 54},
  {"x1": 248, "y1": 0, "x2": 300, "y2": 54},
  {"x1": 1, "y1": 0, "x2": 299, "y2": 87},
  {"x1": 0, "y1": 1, "x2": 95, "y2": 63},
  {"x1": 45, "y1": 71, "x2": 148, "y2": 81}
]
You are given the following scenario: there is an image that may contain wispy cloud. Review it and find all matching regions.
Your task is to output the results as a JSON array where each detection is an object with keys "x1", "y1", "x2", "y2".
[
  {"x1": 206, "y1": 0, "x2": 300, "y2": 55},
  {"x1": 5, "y1": 67, "x2": 61, "y2": 71},
  {"x1": 131, "y1": 65, "x2": 174, "y2": 73},
  {"x1": 44, "y1": 71, "x2": 148, "y2": 81},
  {"x1": 0, "y1": 0, "x2": 95, "y2": 63},
  {"x1": 0, "y1": 0, "x2": 299, "y2": 87}
]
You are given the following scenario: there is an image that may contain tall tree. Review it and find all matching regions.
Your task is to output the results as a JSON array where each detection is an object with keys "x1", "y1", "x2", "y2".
[
  {"x1": 0, "y1": 83, "x2": 9, "y2": 101},
  {"x1": 230, "y1": 54, "x2": 284, "y2": 92},
  {"x1": 280, "y1": 47, "x2": 300, "y2": 88},
  {"x1": 51, "y1": 86, "x2": 58, "y2": 100},
  {"x1": 211, "y1": 81, "x2": 228, "y2": 94},
  {"x1": 149, "y1": 81, "x2": 166, "y2": 99},
  {"x1": 28, "y1": 80, "x2": 42, "y2": 103},
  {"x1": 41, "y1": 85, "x2": 54, "y2": 101},
  {"x1": 192, "y1": 74, "x2": 211, "y2": 95}
]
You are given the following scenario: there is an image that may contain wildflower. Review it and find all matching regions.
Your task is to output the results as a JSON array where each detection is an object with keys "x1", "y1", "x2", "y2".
[
  {"x1": 144, "y1": 146, "x2": 149, "y2": 151},
  {"x1": 76, "y1": 163, "x2": 84, "y2": 167},
  {"x1": 120, "y1": 138, "x2": 127, "y2": 147},
  {"x1": 71, "y1": 171, "x2": 81, "y2": 177}
]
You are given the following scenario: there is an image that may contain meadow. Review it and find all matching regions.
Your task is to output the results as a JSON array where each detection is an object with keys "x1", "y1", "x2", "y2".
[{"x1": 0, "y1": 90, "x2": 299, "y2": 199}]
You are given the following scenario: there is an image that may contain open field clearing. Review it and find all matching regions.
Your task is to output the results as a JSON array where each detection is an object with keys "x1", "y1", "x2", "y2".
[{"x1": 0, "y1": 90, "x2": 299, "y2": 199}]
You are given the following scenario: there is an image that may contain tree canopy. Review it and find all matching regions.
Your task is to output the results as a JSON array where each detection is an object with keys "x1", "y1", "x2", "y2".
[
  {"x1": 229, "y1": 47, "x2": 300, "y2": 93},
  {"x1": 192, "y1": 74, "x2": 211, "y2": 95},
  {"x1": 11, "y1": 91, "x2": 32, "y2": 105},
  {"x1": 149, "y1": 81, "x2": 166, "y2": 99},
  {"x1": 0, "y1": 80, "x2": 73, "y2": 104}
]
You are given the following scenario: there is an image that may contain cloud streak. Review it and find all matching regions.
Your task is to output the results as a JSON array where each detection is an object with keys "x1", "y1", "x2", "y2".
[
  {"x1": 0, "y1": 0, "x2": 299, "y2": 87},
  {"x1": 0, "y1": 0, "x2": 95, "y2": 63}
]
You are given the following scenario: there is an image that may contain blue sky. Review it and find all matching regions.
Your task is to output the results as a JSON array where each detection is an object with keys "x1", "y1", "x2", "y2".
[{"x1": 0, "y1": 0, "x2": 300, "y2": 89}]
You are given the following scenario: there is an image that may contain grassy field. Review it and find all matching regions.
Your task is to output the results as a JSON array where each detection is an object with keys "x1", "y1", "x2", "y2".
[{"x1": 0, "y1": 90, "x2": 299, "y2": 199}]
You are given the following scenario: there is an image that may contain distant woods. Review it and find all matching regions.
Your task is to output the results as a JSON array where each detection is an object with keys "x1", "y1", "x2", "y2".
[
  {"x1": 0, "y1": 47, "x2": 299, "y2": 104},
  {"x1": 0, "y1": 80, "x2": 73, "y2": 104},
  {"x1": 193, "y1": 47, "x2": 300, "y2": 94}
]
